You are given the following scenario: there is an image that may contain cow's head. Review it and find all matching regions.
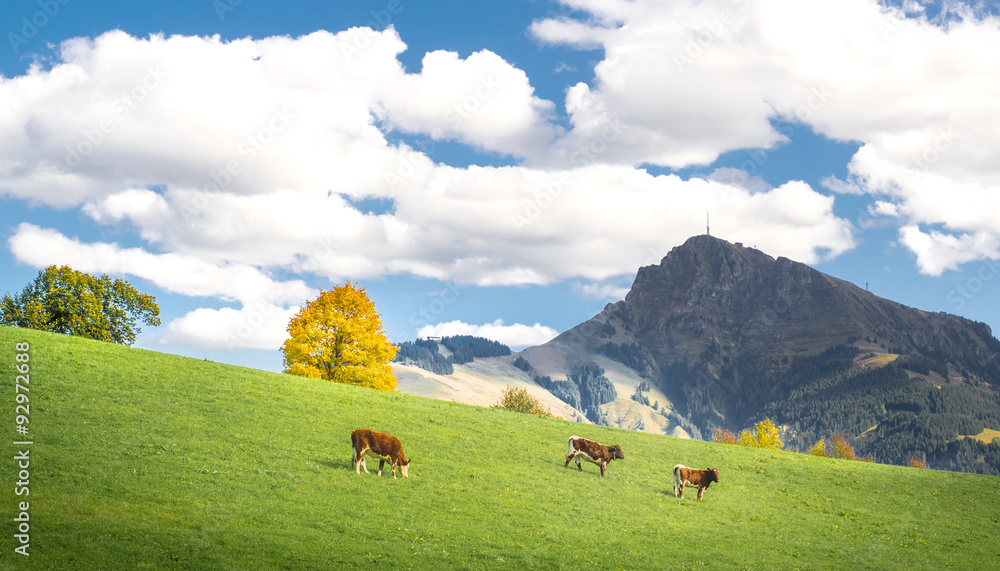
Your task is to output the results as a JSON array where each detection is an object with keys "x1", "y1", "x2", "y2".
[
  {"x1": 399, "y1": 457, "x2": 411, "y2": 478},
  {"x1": 610, "y1": 445, "x2": 625, "y2": 460},
  {"x1": 706, "y1": 468, "x2": 720, "y2": 483}
]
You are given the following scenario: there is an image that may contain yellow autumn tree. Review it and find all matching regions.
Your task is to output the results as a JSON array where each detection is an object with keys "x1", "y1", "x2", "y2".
[
  {"x1": 282, "y1": 282, "x2": 398, "y2": 391},
  {"x1": 734, "y1": 417, "x2": 784, "y2": 450},
  {"x1": 807, "y1": 433, "x2": 874, "y2": 462},
  {"x1": 808, "y1": 438, "x2": 828, "y2": 457}
]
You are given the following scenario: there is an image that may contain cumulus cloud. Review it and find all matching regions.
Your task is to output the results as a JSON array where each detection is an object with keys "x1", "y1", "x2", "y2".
[
  {"x1": 155, "y1": 304, "x2": 299, "y2": 351},
  {"x1": 1, "y1": 26, "x2": 859, "y2": 288},
  {"x1": 898, "y1": 225, "x2": 1000, "y2": 276},
  {"x1": 534, "y1": 0, "x2": 1000, "y2": 272},
  {"x1": 74, "y1": 167, "x2": 856, "y2": 287},
  {"x1": 377, "y1": 48, "x2": 559, "y2": 156},
  {"x1": 8, "y1": 223, "x2": 316, "y2": 305},
  {"x1": 7, "y1": 223, "x2": 316, "y2": 350},
  {"x1": 416, "y1": 319, "x2": 560, "y2": 351},
  {"x1": 0, "y1": 28, "x2": 553, "y2": 207}
]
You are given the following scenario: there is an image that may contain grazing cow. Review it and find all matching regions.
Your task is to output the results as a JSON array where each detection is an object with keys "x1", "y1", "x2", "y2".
[
  {"x1": 672, "y1": 464, "x2": 720, "y2": 500},
  {"x1": 351, "y1": 429, "x2": 411, "y2": 478},
  {"x1": 564, "y1": 435, "x2": 625, "y2": 477}
]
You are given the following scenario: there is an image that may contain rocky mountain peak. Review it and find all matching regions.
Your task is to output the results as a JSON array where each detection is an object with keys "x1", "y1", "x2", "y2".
[{"x1": 549, "y1": 235, "x2": 1000, "y2": 454}]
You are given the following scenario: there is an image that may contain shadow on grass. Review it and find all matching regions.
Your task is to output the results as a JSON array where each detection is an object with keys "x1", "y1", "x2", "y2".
[
  {"x1": 315, "y1": 458, "x2": 350, "y2": 471},
  {"x1": 559, "y1": 460, "x2": 617, "y2": 478}
]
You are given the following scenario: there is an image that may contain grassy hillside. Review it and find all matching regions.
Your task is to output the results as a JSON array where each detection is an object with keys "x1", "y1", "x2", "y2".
[{"x1": 2, "y1": 325, "x2": 999, "y2": 569}]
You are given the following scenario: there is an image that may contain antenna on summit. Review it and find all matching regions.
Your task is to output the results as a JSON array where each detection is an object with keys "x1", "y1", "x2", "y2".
[{"x1": 706, "y1": 211, "x2": 710, "y2": 236}]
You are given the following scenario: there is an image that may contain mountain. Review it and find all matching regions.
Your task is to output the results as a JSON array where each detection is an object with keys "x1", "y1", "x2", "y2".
[{"x1": 515, "y1": 234, "x2": 1000, "y2": 473}]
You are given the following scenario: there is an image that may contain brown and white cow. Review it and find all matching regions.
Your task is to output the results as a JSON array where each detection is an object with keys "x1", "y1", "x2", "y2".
[
  {"x1": 351, "y1": 429, "x2": 411, "y2": 478},
  {"x1": 564, "y1": 435, "x2": 624, "y2": 477},
  {"x1": 672, "y1": 464, "x2": 719, "y2": 500}
]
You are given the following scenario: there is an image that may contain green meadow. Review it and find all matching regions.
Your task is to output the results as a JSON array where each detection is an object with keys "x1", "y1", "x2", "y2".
[{"x1": 1, "y1": 325, "x2": 999, "y2": 569}]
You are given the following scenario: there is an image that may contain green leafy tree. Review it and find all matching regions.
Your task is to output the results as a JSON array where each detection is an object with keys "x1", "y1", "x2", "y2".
[
  {"x1": 282, "y1": 282, "x2": 398, "y2": 391},
  {"x1": 492, "y1": 386, "x2": 555, "y2": 418},
  {"x1": 0, "y1": 265, "x2": 160, "y2": 345}
]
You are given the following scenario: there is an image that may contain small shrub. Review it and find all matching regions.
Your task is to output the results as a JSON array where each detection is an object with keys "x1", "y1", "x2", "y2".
[
  {"x1": 907, "y1": 456, "x2": 928, "y2": 469},
  {"x1": 492, "y1": 386, "x2": 555, "y2": 419}
]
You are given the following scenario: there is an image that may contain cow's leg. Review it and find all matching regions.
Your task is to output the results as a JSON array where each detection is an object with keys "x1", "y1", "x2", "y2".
[
  {"x1": 391, "y1": 461, "x2": 397, "y2": 479},
  {"x1": 378, "y1": 459, "x2": 386, "y2": 477},
  {"x1": 599, "y1": 461, "x2": 606, "y2": 477},
  {"x1": 576, "y1": 457, "x2": 583, "y2": 471},
  {"x1": 678, "y1": 483, "x2": 685, "y2": 499},
  {"x1": 698, "y1": 486, "x2": 705, "y2": 500},
  {"x1": 565, "y1": 454, "x2": 573, "y2": 468},
  {"x1": 356, "y1": 447, "x2": 370, "y2": 474}
]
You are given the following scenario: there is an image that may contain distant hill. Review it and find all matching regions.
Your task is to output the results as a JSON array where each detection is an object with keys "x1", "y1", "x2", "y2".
[
  {"x1": 394, "y1": 335, "x2": 684, "y2": 437},
  {"x1": 394, "y1": 335, "x2": 512, "y2": 374},
  {"x1": 399, "y1": 235, "x2": 1000, "y2": 474}
]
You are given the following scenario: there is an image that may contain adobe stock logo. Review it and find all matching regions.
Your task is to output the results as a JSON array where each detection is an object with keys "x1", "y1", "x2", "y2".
[
  {"x1": 7, "y1": 0, "x2": 70, "y2": 54},
  {"x1": 946, "y1": 259, "x2": 1000, "y2": 311},
  {"x1": 62, "y1": 65, "x2": 169, "y2": 168}
]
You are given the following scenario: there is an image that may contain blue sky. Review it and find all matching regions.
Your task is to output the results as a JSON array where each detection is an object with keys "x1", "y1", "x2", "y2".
[{"x1": 2, "y1": 0, "x2": 999, "y2": 372}]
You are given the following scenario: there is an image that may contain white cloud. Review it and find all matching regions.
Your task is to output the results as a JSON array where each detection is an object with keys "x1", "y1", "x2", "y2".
[
  {"x1": 7, "y1": 223, "x2": 317, "y2": 305},
  {"x1": 534, "y1": 0, "x2": 1000, "y2": 271},
  {"x1": 574, "y1": 282, "x2": 630, "y2": 300},
  {"x1": 0, "y1": 28, "x2": 554, "y2": 208},
  {"x1": 377, "y1": 49, "x2": 559, "y2": 157},
  {"x1": 7, "y1": 223, "x2": 317, "y2": 350},
  {"x1": 898, "y1": 225, "x2": 1000, "y2": 276},
  {"x1": 0, "y1": 26, "x2": 860, "y2": 290},
  {"x1": 869, "y1": 201, "x2": 900, "y2": 217},
  {"x1": 820, "y1": 175, "x2": 863, "y2": 195},
  {"x1": 416, "y1": 319, "x2": 560, "y2": 351},
  {"x1": 155, "y1": 304, "x2": 299, "y2": 351},
  {"x1": 75, "y1": 163, "x2": 855, "y2": 287}
]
